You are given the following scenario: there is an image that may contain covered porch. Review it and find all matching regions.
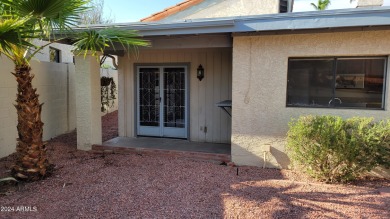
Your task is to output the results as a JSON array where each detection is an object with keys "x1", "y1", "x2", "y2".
[{"x1": 74, "y1": 32, "x2": 233, "y2": 159}]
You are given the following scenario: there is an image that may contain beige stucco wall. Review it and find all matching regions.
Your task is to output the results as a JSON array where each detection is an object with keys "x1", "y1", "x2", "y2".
[
  {"x1": 0, "y1": 57, "x2": 76, "y2": 158},
  {"x1": 232, "y1": 30, "x2": 390, "y2": 169},
  {"x1": 75, "y1": 55, "x2": 102, "y2": 150},
  {"x1": 118, "y1": 48, "x2": 232, "y2": 143},
  {"x1": 162, "y1": 0, "x2": 280, "y2": 21},
  {"x1": 357, "y1": 0, "x2": 384, "y2": 7},
  {"x1": 0, "y1": 58, "x2": 18, "y2": 158},
  {"x1": 31, "y1": 40, "x2": 74, "y2": 63}
]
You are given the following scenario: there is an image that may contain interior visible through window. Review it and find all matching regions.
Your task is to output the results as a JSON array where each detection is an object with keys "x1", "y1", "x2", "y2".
[{"x1": 287, "y1": 57, "x2": 387, "y2": 109}]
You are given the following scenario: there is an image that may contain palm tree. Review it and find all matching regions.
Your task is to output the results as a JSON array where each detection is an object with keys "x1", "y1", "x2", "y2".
[
  {"x1": 311, "y1": 0, "x2": 331, "y2": 10},
  {"x1": 0, "y1": 0, "x2": 148, "y2": 181}
]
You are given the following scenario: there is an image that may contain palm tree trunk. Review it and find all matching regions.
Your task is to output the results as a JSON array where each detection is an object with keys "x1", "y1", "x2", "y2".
[{"x1": 11, "y1": 62, "x2": 50, "y2": 181}]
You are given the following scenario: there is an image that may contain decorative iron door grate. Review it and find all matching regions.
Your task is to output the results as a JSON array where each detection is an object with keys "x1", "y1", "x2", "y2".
[
  {"x1": 139, "y1": 68, "x2": 160, "y2": 127},
  {"x1": 164, "y1": 68, "x2": 185, "y2": 128}
]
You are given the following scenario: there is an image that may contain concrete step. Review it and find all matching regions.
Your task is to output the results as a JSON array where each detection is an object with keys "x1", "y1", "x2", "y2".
[{"x1": 92, "y1": 144, "x2": 231, "y2": 163}]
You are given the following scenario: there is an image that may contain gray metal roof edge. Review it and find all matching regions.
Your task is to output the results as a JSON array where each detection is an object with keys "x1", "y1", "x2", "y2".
[
  {"x1": 74, "y1": 7, "x2": 390, "y2": 36},
  {"x1": 75, "y1": 19, "x2": 235, "y2": 30}
]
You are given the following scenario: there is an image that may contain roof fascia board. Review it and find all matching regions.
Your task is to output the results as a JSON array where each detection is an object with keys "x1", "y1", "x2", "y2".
[
  {"x1": 234, "y1": 11, "x2": 390, "y2": 33},
  {"x1": 78, "y1": 20, "x2": 234, "y2": 31},
  {"x1": 232, "y1": 25, "x2": 390, "y2": 37}
]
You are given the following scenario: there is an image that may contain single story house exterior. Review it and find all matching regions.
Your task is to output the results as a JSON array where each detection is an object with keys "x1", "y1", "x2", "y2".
[{"x1": 72, "y1": 6, "x2": 390, "y2": 170}]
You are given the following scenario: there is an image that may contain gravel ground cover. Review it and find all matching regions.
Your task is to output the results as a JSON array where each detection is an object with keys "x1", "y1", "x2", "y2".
[{"x1": 0, "y1": 111, "x2": 389, "y2": 218}]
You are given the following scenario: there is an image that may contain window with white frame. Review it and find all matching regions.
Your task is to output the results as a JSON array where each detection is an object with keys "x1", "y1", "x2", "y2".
[{"x1": 287, "y1": 57, "x2": 387, "y2": 109}]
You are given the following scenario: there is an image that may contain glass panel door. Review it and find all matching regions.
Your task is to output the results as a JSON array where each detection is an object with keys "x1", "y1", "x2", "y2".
[
  {"x1": 137, "y1": 66, "x2": 187, "y2": 138},
  {"x1": 162, "y1": 67, "x2": 187, "y2": 138},
  {"x1": 138, "y1": 67, "x2": 161, "y2": 136}
]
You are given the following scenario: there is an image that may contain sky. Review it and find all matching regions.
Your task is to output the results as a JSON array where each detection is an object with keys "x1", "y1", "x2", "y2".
[
  {"x1": 103, "y1": 0, "x2": 184, "y2": 23},
  {"x1": 103, "y1": 0, "x2": 390, "y2": 23}
]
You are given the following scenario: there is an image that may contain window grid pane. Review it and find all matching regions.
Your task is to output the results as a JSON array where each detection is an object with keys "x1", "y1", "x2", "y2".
[
  {"x1": 163, "y1": 68, "x2": 185, "y2": 128},
  {"x1": 287, "y1": 59, "x2": 334, "y2": 107},
  {"x1": 139, "y1": 68, "x2": 160, "y2": 126}
]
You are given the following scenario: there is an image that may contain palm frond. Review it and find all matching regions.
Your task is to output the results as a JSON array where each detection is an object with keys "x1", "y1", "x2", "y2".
[
  {"x1": 0, "y1": 0, "x2": 90, "y2": 36},
  {"x1": 311, "y1": 3, "x2": 318, "y2": 10},
  {"x1": 0, "y1": 16, "x2": 36, "y2": 62},
  {"x1": 71, "y1": 28, "x2": 150, "y2": 57},
  {"x1": 0, "y1": 177, "x2": 18, "y2": 183},
  {"x1": 312, "y1": 0, "x2": 331, "y2": 11}
]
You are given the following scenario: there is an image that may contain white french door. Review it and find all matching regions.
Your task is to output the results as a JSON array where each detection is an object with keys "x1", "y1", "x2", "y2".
[{"x1": 137, "y1": 66, "x2": 187, "y2": 138}]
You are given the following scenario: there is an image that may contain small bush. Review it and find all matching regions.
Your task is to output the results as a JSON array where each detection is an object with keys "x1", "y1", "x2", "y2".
[{"x1": 287, "y1": 115, "x2": 389, "y2": 183}]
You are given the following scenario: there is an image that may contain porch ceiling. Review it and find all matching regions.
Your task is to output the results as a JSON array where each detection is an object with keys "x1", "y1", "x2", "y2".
[{"x1": 102, "y1": 33, "x2": 232, "y2": 55}]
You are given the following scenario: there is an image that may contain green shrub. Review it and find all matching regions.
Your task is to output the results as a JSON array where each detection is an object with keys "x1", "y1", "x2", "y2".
[{"x1": 287, "y1": 115, "x2": 389, "y2": 183}]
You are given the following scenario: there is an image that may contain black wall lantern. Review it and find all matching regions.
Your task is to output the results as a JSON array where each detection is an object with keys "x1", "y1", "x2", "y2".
[{"x1": 197, "y1": 64, "x2": 204, "y2": 81}]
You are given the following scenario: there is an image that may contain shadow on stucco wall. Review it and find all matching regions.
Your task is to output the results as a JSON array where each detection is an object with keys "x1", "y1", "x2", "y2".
[
  {"x1": 270, "y1": 146, "x2": 290, "y2": 169},
  {"x1": 232, "y1": 141, "x2": 292, "y2": 169}
]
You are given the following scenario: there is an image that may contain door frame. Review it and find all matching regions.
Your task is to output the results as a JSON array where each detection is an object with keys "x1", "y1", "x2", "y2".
[{"x1": 135, "y1": 63, "x2": 190, "y2": 139}]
